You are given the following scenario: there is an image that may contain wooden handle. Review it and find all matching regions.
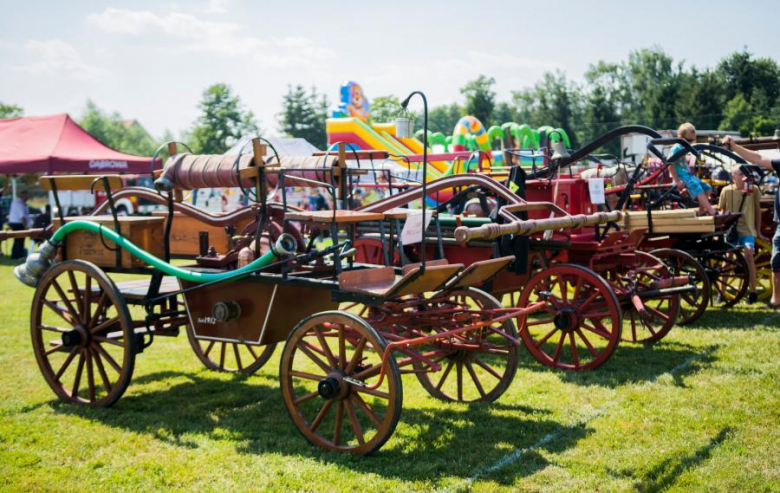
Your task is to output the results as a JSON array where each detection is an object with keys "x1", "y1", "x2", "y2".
[{"x1": 454, "y1": 211, "x2": 622, "y2": 242}]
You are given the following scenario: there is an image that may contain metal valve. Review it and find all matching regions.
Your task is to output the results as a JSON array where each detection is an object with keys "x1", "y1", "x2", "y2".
[{"x1": 212, "y1": 301, "x2": 242, "y2": 322}]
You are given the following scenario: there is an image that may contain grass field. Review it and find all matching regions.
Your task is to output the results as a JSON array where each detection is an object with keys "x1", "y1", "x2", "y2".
[{"x1": 0, "y1": 257, "x2": 778, "y2": 492}]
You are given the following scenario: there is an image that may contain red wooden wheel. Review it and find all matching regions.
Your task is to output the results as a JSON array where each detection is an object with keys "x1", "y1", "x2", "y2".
[
  {"x1": 30, "y1": 260, "x2": 136, "y2": 407},
  {"x1": 186, "y1": 328, "x2": 277, "y2": 374},
  {"x1": 650, "y1": 248, "x2": 710, "y2": 325},
  {"x1": 706, "y1": 249, "x2": 749, "y2": 308},
  {"x1": 517, "y1": 264, "x2": 622, "y2": 371},
  {"x1": 414, "y1": 288, "x2": 519, "y2": 403},
  {"x1": 280, "y1": 311, "x2": 402, "y2": 454},
  {"x1": 605, "y1": 251, "x2": 680, "y2": 344}
]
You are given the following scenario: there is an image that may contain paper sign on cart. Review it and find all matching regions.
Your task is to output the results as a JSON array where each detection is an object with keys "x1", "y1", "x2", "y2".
[
  {"x1": 401, "y1": 210, "x2": 434, "y2": 245},
  {"x1": 588, "y1": 178, "x2": 606, "y2": 204}
]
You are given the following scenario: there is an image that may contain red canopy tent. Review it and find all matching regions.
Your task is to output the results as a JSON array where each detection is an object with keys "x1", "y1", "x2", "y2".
[{"x1": 0, "y1": 114, "x2": 158, "y2": 175}]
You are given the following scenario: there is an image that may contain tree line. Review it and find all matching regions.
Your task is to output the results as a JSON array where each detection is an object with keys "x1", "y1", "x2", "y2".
[{"x1": 1, "y1": 47, "x2": 778, "y2": 156}]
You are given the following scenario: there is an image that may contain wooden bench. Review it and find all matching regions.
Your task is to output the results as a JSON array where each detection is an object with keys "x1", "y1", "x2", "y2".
[
  {"x1": 285, "y1": 210, "x2": 385, "y2": 224},
  {"x1": 40, "y1": 175, "x2": 123, "y2": 191},
  {"x1": 337, "y1": 262, "x2": 464, "y2": 298},
  {"x1": 85, "y1": 276, "x2": 180, "y2": 301}
]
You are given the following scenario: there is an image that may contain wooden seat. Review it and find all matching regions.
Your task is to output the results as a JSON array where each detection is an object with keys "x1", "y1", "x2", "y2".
[
  {"x1": 338, "y1": 263, "x2": 463, "y2": 298},
  {"x1": 87, "y1": 276, "x2": 180, "y2": 301},
  {"x1": 285, "y1": 210, "x2": 385, "y2": 224},
  {"x1": 447, "y1": 256, "x2": 514, "y2": 290}
]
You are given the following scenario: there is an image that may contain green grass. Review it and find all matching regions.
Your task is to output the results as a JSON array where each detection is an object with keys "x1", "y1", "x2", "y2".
[{"x1": 0, "y1": 257, "x2": 777, "y2": 492}]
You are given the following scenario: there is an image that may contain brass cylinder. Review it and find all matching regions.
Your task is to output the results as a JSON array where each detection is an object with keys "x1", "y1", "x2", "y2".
[{"x1": 453, "y1": 211, "x2": 622, "y2": 242}]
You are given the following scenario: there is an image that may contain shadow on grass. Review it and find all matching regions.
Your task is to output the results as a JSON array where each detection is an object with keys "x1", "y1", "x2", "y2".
[
  {"x1": 676, "y1": 305, "x2": 771, "y2": 330},
  {"x1": 633, "y1": 427, "x2": 733, "y2": 492},
  {"x1": 518, "y1": 341, "x2": 718, "y2": 388},
  {"x1": 52, "y1": 369, "x2": 589, "y2": 485}
]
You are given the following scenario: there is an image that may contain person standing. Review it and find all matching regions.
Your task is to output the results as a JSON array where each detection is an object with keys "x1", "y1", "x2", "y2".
[
  {"x1": 7, "y1": 189, "x2": 30, "y2": 259},
  {"x1": 718, "y1": 167, "x2": 766, "y2": 303},
  {"x1": 723, "y1": 135, "x2": 780, "y2": 308}
]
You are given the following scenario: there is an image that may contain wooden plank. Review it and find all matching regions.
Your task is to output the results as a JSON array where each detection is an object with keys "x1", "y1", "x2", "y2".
[
  {"x1": 290, "y1": 210, "x2": 385, "y2": 224},
  {"x1": 338, "y1": 267, "x2": 396, "y2": 294},
  {"x1": 623, "y1": 209, "x2": 697, "y2": 218},
  {"x1": 627, "y1": 224, "x2": 714, "y2": 233},
  {"x1": 41, "y1": 175, "x2": 123, "y2": 191},
  {"x1": 389, "y1": 264, "x2": 464, "y2": 298},
  {"x1": 152, "y1": 211, "x2": 250, "y2": 257},
  {"x1": 53, "y1": 215, "x2": 165, "y2": 268}
]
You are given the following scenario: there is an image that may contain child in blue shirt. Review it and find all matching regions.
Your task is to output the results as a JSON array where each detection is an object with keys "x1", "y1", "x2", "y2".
[{"x1": 668, "y1": 123, "x2": 717, "y2": 216}]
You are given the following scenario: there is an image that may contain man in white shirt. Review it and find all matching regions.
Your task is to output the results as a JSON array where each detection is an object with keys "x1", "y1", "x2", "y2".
[{"x1": 7, "y1": 190, "x2": 30, "y2": 259}]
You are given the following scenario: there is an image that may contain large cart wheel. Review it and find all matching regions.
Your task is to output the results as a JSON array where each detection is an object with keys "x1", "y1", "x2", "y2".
[
  {"x1": 517, "y1": 264, "x2": 622, "y2": 371},
  {"x1": 186, "y1": 327, "x2": 276, "y2": 374},
  {"x1": 609, "y1": 251, "x2": 680, "y2": 344},
  {"x1": 30, "y1": 260, "x2": 136, "y2": 407},
  {"x1": 706, "y1": 249, "x2": 749, "y2": 308},
  {"x1": 280, "y1": 311, "x2": 402, "y2": 455},
  {"x1": 414, "y1": 288, "x2": 519, "y2": 403},
  {"x1": 650, "y1": 248, "x2": 710, "y2": 325}
]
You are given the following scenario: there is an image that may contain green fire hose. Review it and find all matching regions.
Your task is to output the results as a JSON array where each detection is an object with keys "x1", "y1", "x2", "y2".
[{"x1": 50, "y1": 220, "x2": 295, "y2": 284}]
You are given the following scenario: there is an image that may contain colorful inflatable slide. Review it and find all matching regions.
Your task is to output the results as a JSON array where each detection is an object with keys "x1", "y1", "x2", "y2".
[{"x1": 326, "y1": 81, "x2": 570, "y2": 182}]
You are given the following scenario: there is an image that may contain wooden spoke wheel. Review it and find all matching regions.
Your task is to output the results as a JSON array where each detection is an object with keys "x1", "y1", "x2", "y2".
[
  {"x1": 753, "y1": 238, "x2": 773, "y2": 302},
  {"x1": 280, "y1": 311, "x2": 402, "y2": 455},
  {"x1": 517, "y1": 264, "x2": 622, "y2": 371},
  {"x1": 650, "y1": 248, "x2": 710, "y2": 325},
  {"x1": 31, "y1": 261, "x2": 136, "y2": 407},
  {"x1": 607, "y1": 251, "x2": 680, "y2": 344},
  {"x1": 706, "y1": 249, "x2": 749, "y2": 308},
  {"x1": 186, "y1": 327, "x2": 276, "y2": 374},
  {"x1": 413, "y1": 288, "x2": 519, "y2": 403}
]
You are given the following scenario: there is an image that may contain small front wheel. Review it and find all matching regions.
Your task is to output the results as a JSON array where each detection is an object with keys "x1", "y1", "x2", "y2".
[
  {"x1": 650, "y1": 248, "x2": 709, "y2": 325},
  {"x1": 280, "y1": 311, "x2": 402, "y2": 455},
  {"x1": 414, "y1": 288, "x2": 519, "y2": 402},
  {"x1": 186, "y1": 326, "x2": 276, "y2": 375}
]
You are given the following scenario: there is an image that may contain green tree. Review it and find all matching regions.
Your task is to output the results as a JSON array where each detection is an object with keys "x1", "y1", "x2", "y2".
[
  {"x1": 427, "y1": 102, "x2": 463, "y2": 135},
  {"x1": 581, "y1": 61, "x2": 625, "y2": 148},
  {"x1": 190, "y1": 83, "x2": 259, "y2": 154},
  {"x1": 719, "y1": 94, "x2": 778, "y2": 136},
  {"x1": 511, "y1": 71, "x2": 583, "y2": 146},
  {"x1": 719, "y1": 49, "x2": 780, "y2": 107},
  {"x1": 278, "y1": 85, "x2": 330, "y2": 149},
  {"x1": 369, "y1": 95, "x2": 401, "y2": 124},
  {"x1": 460, "y1": 75, "x2": 496, "y2": 125},
  {"x1": 492, "y1": 101, "x2": 518, "y2": 127},
  {"x1": 623, "y1": 47, "x2": 684, "y2": 129},
  {"x1": 0, "y1": 102, "x2": 24, "y2": 119},
  {"x1": 675, "y1": 68, "x2": 726, "y2": 129},
  {"x1": 79, "y1": 100, "x2": 158, "y2": 156}
]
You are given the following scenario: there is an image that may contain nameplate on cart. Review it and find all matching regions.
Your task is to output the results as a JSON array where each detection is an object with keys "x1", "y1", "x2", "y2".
[
  {"x1": 401, "y1": 210, "x2": 433, "y2": 245},
  {"x1": 588, "y1": 178, "x2": 606, "y2": 204}
]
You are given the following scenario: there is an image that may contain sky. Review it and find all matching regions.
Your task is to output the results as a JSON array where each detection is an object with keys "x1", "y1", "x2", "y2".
[{"x1": 1, "y1": 0, "x2": 779, "y2": 139}]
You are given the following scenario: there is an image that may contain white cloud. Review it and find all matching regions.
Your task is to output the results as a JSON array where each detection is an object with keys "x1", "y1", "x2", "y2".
[
  {"x1": 85, "y1": 8, "x2": 335, "y2": 66},
  {"x1": 9, "y1": 39, "x2": 104, "y2": 81},
  {"x1": 203, "y1": 0, "x2": 229, "y2": 14}
]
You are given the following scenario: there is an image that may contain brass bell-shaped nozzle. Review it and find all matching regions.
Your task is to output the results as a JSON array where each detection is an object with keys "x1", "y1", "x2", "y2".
[{"x1": 551, "y1": 139, "x2": 571, "y2": 161}]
